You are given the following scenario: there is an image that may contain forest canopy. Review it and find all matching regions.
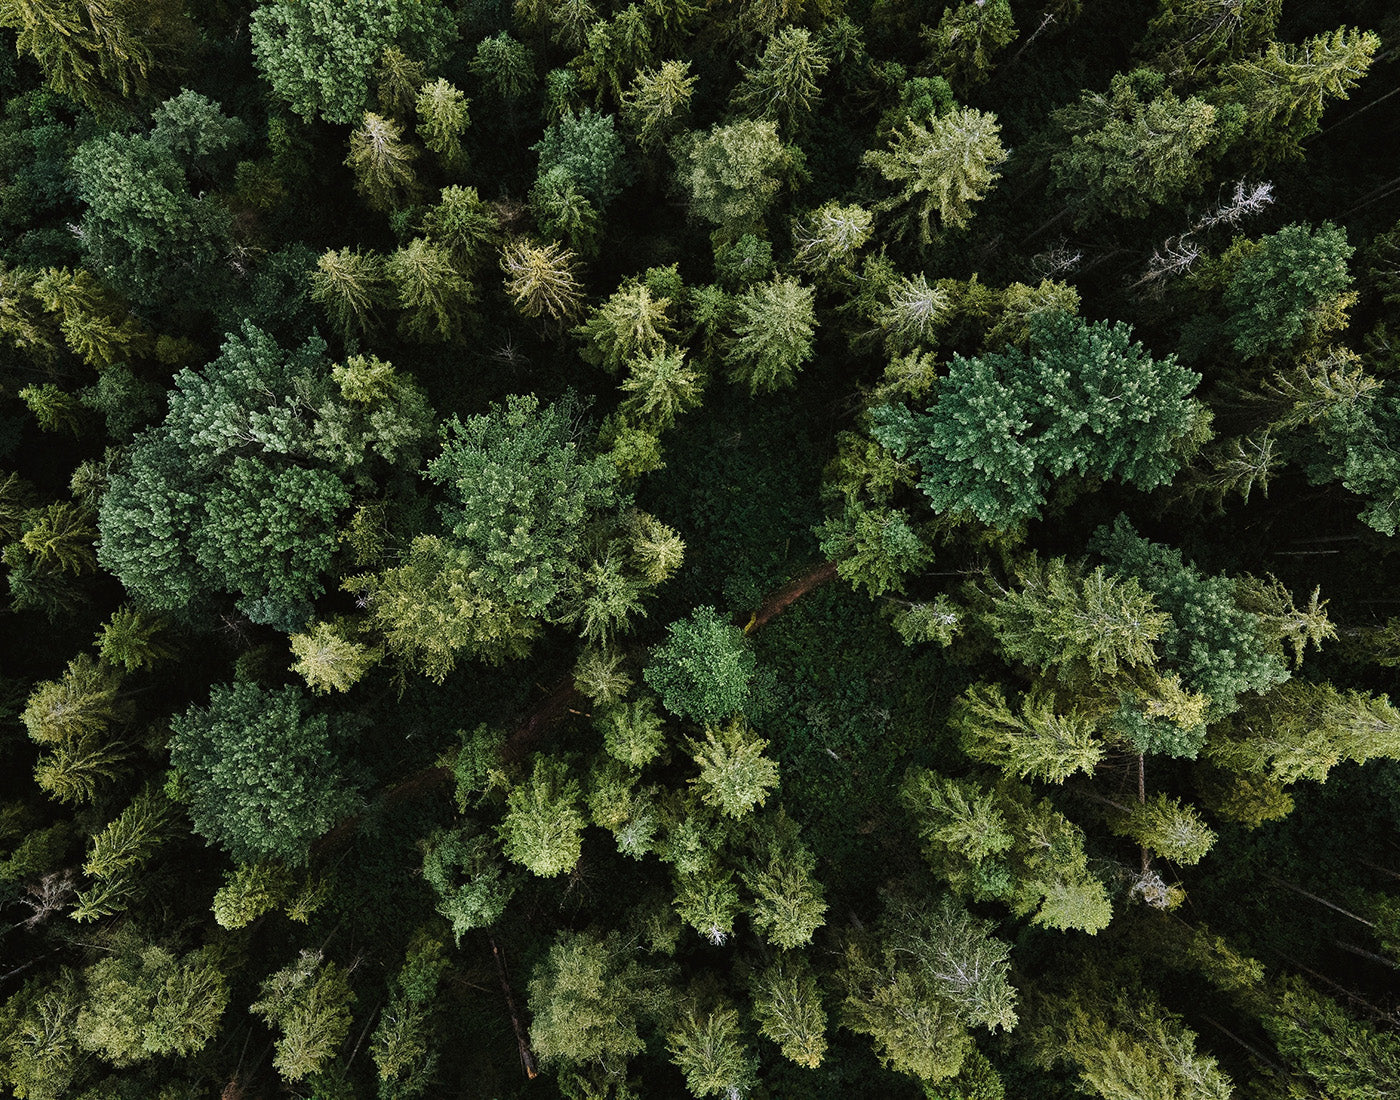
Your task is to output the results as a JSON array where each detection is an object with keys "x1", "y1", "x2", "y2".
[{"x1": 1, "y1": 1, "x2": 1400, "y2": 1099}]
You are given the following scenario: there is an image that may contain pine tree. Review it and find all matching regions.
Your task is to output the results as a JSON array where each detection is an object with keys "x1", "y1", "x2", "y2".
[
  {"x1": 1112, "y1": 793, "x2": 1217, "y2": 866},
  {"x1": 751, "y1": 956, "x2": 827, "y2": 1068},
  {"x1": 667, "y1": 1002, "x2": 758, "y2": 1099},
  {"x1": 499, "y1": 757, "x2": 586, "y2": 876},
  {"x1": 689, "y1": 718, "x2": 779, "y2": 820},
  {"x1": 979, "y1": 556, "x2": 1169, "y2": 681},
  {"x1": 420, "y1": 185, "x2": 498, "y2": 272},
  {"x1": 471, "y1": 32, "x2": 537, "y2": 102},
  {"x1": 621, "y1": 59, "x2": 696, "y2": 150},
  {"x1": 387, "y1": 237, "x2": 474, "y2": 342},
  {"x1": 18, "y1": 384, "x2": 83, "y2": 437},
  {"x1": 250, "y1": 952, "x2": 356, "y2": 1082},
  {"x1": 18, "y1": 502, "x2": 97, "y2": 575},
  {"x1": 310, "y1": 247, "x2": 392, "y2": 341},
  {"x1": 678, "y1": 119, "x2": 796, "y2": 238},
  {"x1": 528, "y1": 931, "x2": 655, "y2": 1089},
  {"x1": 422, "y1": 826, "x2": 519, "y2": 940},
  {"x1": 575, "y1": 279, "x2": 677, "y2": 374},
  {"x1": 864, "y1": 107, "x2": 1006, "y2": 241},
  {"x1": 95, "y1": 605, "x2": 173, "y2": 672},
  {"x1": 375, "y1": 45, "x2": 425, "y2": 118},
  {"x1": 347, "y1": 112, "x2": 421, "y2": 211},
  {"x1": 1051, "y1": 71, "x2": 1221, "y2": 221},
  {"x1": 501, "y1": 238, "x2": 584, "y2": 321},
  {"x1": 289, "y1": 620, "x2": 379, "y2": 695},
  {"x1": 22, "y1": 654, "x2": 124, "y2": 746},
  {"x1": 724, "y1": 276, "x2": 817, "y2": 394},
  {"x1": 741, "y1": 812, "x2": 827, "y2": 947},
  {"x1": 211, "y1": 861, "x2": 295, "y2": 929},
  {"x1": 573, "y1": 4, "x2": 655, "y2": 106},
  {"x1": 730, "y1": 26, "x2": 829, "y2": 135},
  {"x1": 415, "y1": 77, "x2": 470, "y2": 171},
  {"x1": 923, "y1": 0, "x2": 1017, "y2": 89},
  {"x1": 954, "y1": 683, "x2": 1103, "y2": 783},
  {"x1": 792, "y1": 202, "x2": 873, "y2": 278},
  {"x1": 1217, "y1": 27, "x2": 1380, "y2": 164},
  {"x1": 619, "y1": 344, "x2": 704, "y2": 428}
]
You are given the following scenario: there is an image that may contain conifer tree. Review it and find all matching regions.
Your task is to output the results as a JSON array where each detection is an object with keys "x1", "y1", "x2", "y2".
[
  {"x1": 678, "y1": 119, "x2": 796, "y2": 238},
  {"x1": 1051, "y1": 70, "x2": 1221, "y2": 221},
  {"x1": 576, "y1": 279, "x2": 677, "y2": 374},
  {"x1": 501, "y1": 238, "x2": 584, "y2": 321},
  {"x1": 864, "y1": 107, "x2": 1006, "y2": 241},
  {"x1": 94, "y1": 606, "x2": 173, "y2": 673},
  {"x1": 250, "y1": 952, "x2": 356, "y2": 1082},
  {"x1": 374, "y1": 45, "x2": 425, "y2": 118},
  {"x1": 621, "y1": 59, "x2": 696, "y2": 150},
  {"x1": 667, "y1": 1002, "x2": 758, "y2": 1099},
  {"x1": 387, "y1": 237, "x2": 474, "y2": 342},
  {"x1": 420, "y1": 185, "x2": 498, "y2": 273},
  {"x1": 415, "y1": 77, "x2": 470, "y2": 171},
  {"x1": 1217, "y1": 27, "x2": 1379, "y2": 165},
  {"x1": 499, "y1": 757, "x2": 586, "y2": 877},
  {"x1": 954, "y1": 683, "x2": 1103, "y2": 784},
  {"x1": 923, "y1": 0, "x2": 1017, "y2": 89},
  {"x1": 750, "y1": 956, "x2": 827, "y2": 1068},
  {"x1": 792, "y1": 202, "x2": 873, "y2": 277},
  {"x1": 724, "y1": 275, "x2": 817, "y2": 394},
  {"x1": 289, "y1": 620, "x2": 379, "y2": 695},
  {"x1": 620, "y1": 344, "x2": 704, "y2": 428},
  {"x1": 347, "y1": 112, "x2": 421, "y2": 211},
  {"x1": 741, "y1": 812, "x2": 827, "y2": 948},
  {"x1": 730, "y1": 26, "x2": 829, "y2": 135},
  {"x1": 311, "y1": 247, "x2": 392, "y2": 341},
  {"x1": 422, "y1": 826, "x2": 519, "y2": 939}
]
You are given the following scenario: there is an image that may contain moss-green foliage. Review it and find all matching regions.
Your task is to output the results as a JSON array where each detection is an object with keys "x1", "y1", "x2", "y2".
[
  {"x1": 168, "y1": 682, "x2": 355, "y2": 863},
  {"x1": 250, "y1": 0, "x2": 456, "y2": 125},
  {"x1": 645, "y1": 606, "x2": 761, "y2": 725},
  {"x1": 873, "y1": 313, "x2": 1204, "y2": 528}
]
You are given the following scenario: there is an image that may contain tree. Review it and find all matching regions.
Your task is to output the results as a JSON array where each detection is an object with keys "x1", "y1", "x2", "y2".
[
  {"x1": 667, "y1": 1002, "x2": 757, "y2": 1099},
  {"x1": 724, "y1": 276, "x2": 816, "y2": 394},
  {"x1": 22, "y1": 654, "x2": 123, "y2": 746},
  {"x1": 387, "y1": 237, "x2": 474, "y2": 341},
  {"x1": 70, "y1": 104, "x2": 237, "y2": 311},
  {"x1": 250, "y1": 0, "x2": 456, "y2": 124},
  {"x1": 742, "y1": 812, "x2": 827, "y2": 947},
  {"x1": 689, "y1": 718, "x2": 779, "y2": 820},
  {"x1": 250, "y1": 952, "x2": 356, "y2": 1082},
  {"x1": 1092, "y1": 516, "x2": 1290, "y2": 722},
  {"x1": 645, "y1": 606, "x2": 763, "y2": 724},
  {"x1": 1111, "y1": 793, "x2": 1216, "y2": 865},
  {"x1": 873, "y1": 313, "x2": 1205, "y2": 528},
  {"x1": 471, "y1": 32, "x2": 537, "y2": 102},
  {"x1": 347, "y1": 112, "x2": 421, "y2": 211},
  {"x1": 575, "y1": 278, "x2": 677, "y2": 374},
  {"x1": 499, "y1": 757, "x2": 586, "y2": 876},
  {"x1": 211, "y1": 861, "x2": 295, "y2": 929},
  {"x1": 1138, "y1": 0, "x2": 1281, "y2": 73},
  {"x1": 528, "y1": 931, "x2": 657, "y2": 1090},
  {"x1": 792, "y1": 202, "x2": 873, "y2": 277},
  {"x1": 168, "y1": 682, "x2": 355, "y2": 863},
  {"x1": 374, "y1": 45, "x2": 425, "y2": 118},
  {"x1": 415, "y1": 77, "x2": 470, "y2": 171},
  {"x1": 864, "y1": 107, "x2": 1006, "y2": 241},
  {"x1": 311, "y1": 247, "x2": 392, "y2": 341},
  {"x1": 620, "y1": 344, "x2": 704, "y2": 428},
  {"x1": 1050, "y1": 70, "x2": 1222, "y2": 222},
  {"x1": 1216, "y1": 27, "x2": 1379, "y2": 164},
  {"x1": 422, "y1": 826, "x2": 519, "y2": 940},
  {"x1": 76, "y1": 944, "x2": 228, "y2": 1065},
  {"x1": 677, "y1": 120, "x2": 797, "y2": 238},
  {"x1": 501, "y1": 238, "x2": 585, "y2": 321},
  {"x1": 0, "y1": 0, "x2": 191, "y2": 112},
  {"x1": 730, "y1": 26, "x2": 829, "y2": 135},
  {"x1": 289, "y1": 620, "x2": 379, "y2": 695},
  {"x1": 534, "y1": 108, "x2": 628, "y2": 207},
  {"x1": 979, "y1": 556, "x2": 1169, "y2": 681},
  {"x1": 1219, "y1": 222, "x2": 1353, "y2": 359},
  {"x1": 1029, "y1": 974, "x2": 1233, "y2": 1100},
  {"x1": 621, "y1": 60, "x2": 696, "y2": 150},
  {"x1": 751, "y1": 956, "x2": 827, "y2": 1068},
  {"x1": 954, "y1": 683, "x2": 1103, "y2": 784},
  {"x1": 923, "y1": 0, "x2": 1017, "y2": 89},
  {"x1": 420, "y1": 185, "x2": 498, "y2": 272},
  {"x1": 572, "y1": 4, "x2": 655, "y2": 106}
]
